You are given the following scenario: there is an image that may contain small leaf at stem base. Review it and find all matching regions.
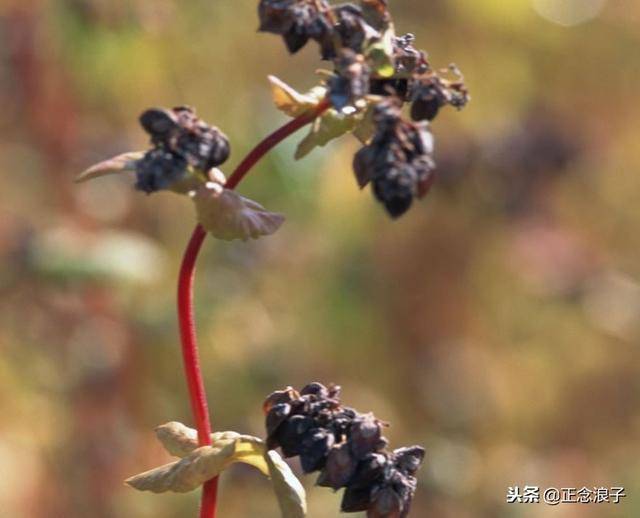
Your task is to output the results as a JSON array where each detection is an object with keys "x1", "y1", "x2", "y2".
[{"x1": 192, "y1": 184, "x2": 285, "y2": 241}]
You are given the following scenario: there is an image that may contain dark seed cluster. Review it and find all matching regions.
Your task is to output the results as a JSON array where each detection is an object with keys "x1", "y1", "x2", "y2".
[
  {"x1": 258, "y1": 0, "x2": 469, "y2": 218},
  {"x1": 354, "y1": 99, "x2": 436, "y2": 218},
  {"x1": 329, "y1": 49, "x2": 371, "y2": 110},
  {"x1": 135, "y1": 106, "x2": 230, "y2": 193},
  {"x1": 258, "y1": 1, "x2": 377, "y2": 60},
  {"x1": 258, "y1": 0, "x2": 333, "y2": 57},
  {"x1": 408, "y1": 67, "x2": 470, "y2": 123},
  {"x1": 264, "y1": 382, "x2": 425, "y2": 517}
]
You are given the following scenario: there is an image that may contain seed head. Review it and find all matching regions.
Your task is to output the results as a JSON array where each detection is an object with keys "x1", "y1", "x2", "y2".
[
  {"x1": 263, "y1": 382, "x2": 425, "y2": 516},
  {"x1": 135, "y1": 106, "x2": 230, "y2": 194}
]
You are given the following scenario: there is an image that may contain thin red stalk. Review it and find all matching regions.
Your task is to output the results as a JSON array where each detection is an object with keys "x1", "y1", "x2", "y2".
[
  {"x1": 226, "y1": 99, "x2": 331, "y2": 189},
  {"x1": 177, "y1": 99, "x2": 331, "y2": 518}
]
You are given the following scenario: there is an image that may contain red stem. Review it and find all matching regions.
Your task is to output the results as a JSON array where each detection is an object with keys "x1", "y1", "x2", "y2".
[{"x1": 177, "y1": 99, "x2": 330, "y2": 518}]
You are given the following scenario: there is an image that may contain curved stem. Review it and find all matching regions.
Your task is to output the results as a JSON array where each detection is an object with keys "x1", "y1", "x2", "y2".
[
  {"x1": 177, "y1": 99, "x2": 331, "y2": 518},
  {"x1": 226, "y1": 99, "x2": 331, "y2": 189}
]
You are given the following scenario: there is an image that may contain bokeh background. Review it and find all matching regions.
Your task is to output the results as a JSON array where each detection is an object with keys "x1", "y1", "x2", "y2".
[{"x1": 1, "y1": 0, "x2": 639, "y2": 517}]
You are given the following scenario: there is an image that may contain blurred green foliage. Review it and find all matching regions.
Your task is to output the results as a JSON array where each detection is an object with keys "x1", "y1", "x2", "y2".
[{"x1": 1, "y1": 1, "x2": 639, "y2": 517}]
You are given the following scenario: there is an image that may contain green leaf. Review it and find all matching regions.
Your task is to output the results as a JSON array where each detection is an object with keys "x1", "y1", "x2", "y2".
[
  {"x1": 75, "y1": 151, "x2": 144, "y2": 183},
  {"x1": 295, "y1": 109, "x2": 358, "y2": 160},
  {"x1": 192, "y1": 184, "x2": 285, "y2": 241},
  {"x1": 269, "y1": 75, "x2": 326, "y2": 118},
  {"x1": 265, "y1": 450, "x2": 307, "y2": 518},
  {"x1": 295, "y1": 98, "x2": 378, "y2": 159},
  {"x1": 366, "y1": 26, "x2": 396, "y2": 79}
]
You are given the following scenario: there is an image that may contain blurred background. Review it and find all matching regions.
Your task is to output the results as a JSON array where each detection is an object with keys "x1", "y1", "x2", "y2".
[{"x1": 1, "y1": 0, "x2": 639, "y2": 517}]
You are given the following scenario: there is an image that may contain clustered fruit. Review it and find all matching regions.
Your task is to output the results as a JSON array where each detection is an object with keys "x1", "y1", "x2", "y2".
[
  {"x1": 264, "y1": 382, "x2": 425, "y2": 517},
  {"x1": 135, "y1": 106, "x2": 230, "y2": 193},
  {"x1": 258, "y1": 0, "x2": 469, "y2": 217},
  {"x1": 354, "y1": 98, "x2": 436, "y2": 217}
]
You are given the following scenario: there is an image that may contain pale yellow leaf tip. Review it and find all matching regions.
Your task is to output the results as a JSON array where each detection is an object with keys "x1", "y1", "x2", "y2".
[
  {"x1": 125, "y1": 430, "x2": 270, "y2": 494},
  {"x1": 266, "y1": 450, "x2": 307, "y2": 518},
  {"x1": 155, "y1": 421, "x2": 199, "y2": 458},
  {"x1": 75, "y1": 151, "x2": 145, "y2": 183},
  {"x1": 268, "y1": 75, "x2": 316, "y2": 118}
]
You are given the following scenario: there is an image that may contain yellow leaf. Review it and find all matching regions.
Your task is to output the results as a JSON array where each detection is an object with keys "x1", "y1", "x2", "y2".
[
  {"x1": 268, "y1": 76, "x2": 327, "y2": 118},
  {"x1": 126, "y1": 434, "x2": 269, "y2": 493},
  {"x1": 233, "y1": 437, "x2": 270, "y2": 476},
  {"x1": 366, "y1": 26, "x2": 396, "y2": 79}
]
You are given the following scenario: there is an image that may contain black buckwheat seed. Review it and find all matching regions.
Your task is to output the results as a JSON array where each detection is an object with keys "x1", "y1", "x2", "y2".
[
  {"x1": 264, "y1": 382, "x2": 425, "y2": 516},
  {"x1": 135, "y1": 106, "x2": 230, "y2": 194},
  {"x1": 258, "y1": 0, "x2": 469, "y2": 218}
]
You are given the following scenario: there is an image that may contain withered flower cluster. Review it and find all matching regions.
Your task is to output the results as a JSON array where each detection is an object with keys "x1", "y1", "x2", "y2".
[
  {"x1": 354, "y1": 99, "x2": 435, "y2": 217},
  {"x1": 258, "y1": 0, "x2": 374, "y2": 59},
  {"x1": 264, "y1": 382, "x2": 425, "y2": 517},
  {"x1": 258, "y1": 0, "x2": 469, "y2": 217},
  {"x1": 136, "y1": 107, "x2": 230, "y2": 193}
]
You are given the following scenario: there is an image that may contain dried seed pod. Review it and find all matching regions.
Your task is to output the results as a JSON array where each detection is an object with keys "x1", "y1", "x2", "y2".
[
  {"x1": 283, "y1": 23, "x2": 310, "y2": 53},
  {"x1": 138, "y1": 106, "x2": 230, "y2": 174},
  {"x1": 259, "y1": 0, "x2": 334, "y2": 56},
  {"x1": 300, "y1": 382, "x2": 329, "y2": 399},
  {"x1": 373, "y1": 163, "x2": 417, "y2": 218},
  {"x1": 139, "y1": 108, "x2": 178, "y2": 138},
  {"x1": 342, "y1": 484, "x2": 373, "y2": 512},
  {"x1": 350, "y1": 414, "x2": 385, "y2": 459},
  {"x1": 317, "y1": 442, "x2": 359, "y2": 488},
  {"x1": 266, "y1": 403, "x2": 292, "y2": 437},
  {"x1": 258, "y1": 0, "x2": 297, "y2": 34},
  {"x1": 369, "y1": 78, "x2": 410, "y2": 100},
  {"x1": 353, "y1": 145, "x2": 377, "y2": 188},
  {"x1": 263, "y1": 383, "x2": 426, "y2": 515},
  {"x1": 334, "y1": 3, "x2": 375, "y2": 55},
  {"x1": 167, "y1": 106, "x2": 231, "y2": 170},
  {"x1": 369, "y1": 486, "x2": 403, "y2": 518},
  {"x1": 263, "y1": 386, "x2": 300, "y2": 414},
  {"x1": 394, "y1": 33, "x2": 426, "y2": 75},
  {"x1": 409, "y1": 73, "x2": 470, "y2": 121},
  {"x1": 272, "y1": 414, "x2": 315, "y2": 457},
  {"x1": 329, "y1": 49, "x2": 371, "y2": 110},
  {"x1": 351, "y1": 98, "x2": 440, "y2": 217},
  {"x1": 394, "y1": 447, "x2": 425, "y2": 477},
  {"x1": 411, "y1": 97, "x2": 441, "y2": 122},
  {"x1": 300, "y1": 428, "x2": 335, "y2": 473},
  {"x1": 135, "y1": 149, "x2": 187, "y2": 194},
  {"x1": 256, "y1": 0, "x2": 469, "y2": 220},
  {"x1": 341, "y1": 453, "x2": 387, "y2": 512},
  {"x1": 352, "y1": 453, "x2": 387, "y2": 486},
  {"x1": 175, "y1": 126, "x2": 230, "y2": 171}
]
